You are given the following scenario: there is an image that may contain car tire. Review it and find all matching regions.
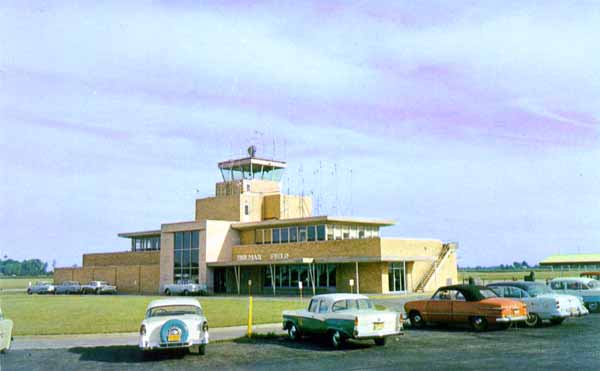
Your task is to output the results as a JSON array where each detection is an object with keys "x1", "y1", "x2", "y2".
[
  {"x1": 550, "y1": 318, "x2": 565, "y2": 325},
  {"x1": 409, "y1": 311, "x2": 425, "y2": 329},
  {"x1": 588, "y1": 302, "x2": 599, "y2": 313},
  {"x1": 470, "y1": 316, "x2": 488, "y2": 332},
  {"x1": 330, "y1": 330, "x2": 345, "y2": 349},
  {"x1": 27, "y1": 289, "x2": 32, "y2": 295},
  {"x1": 374, "y1": 337, "x2": 386, "y2": 346},
  {"x1": 199, "y1": 344, "x2": 206, "y2": 355},
  {"x1": 524, "y1": 313, "x2": 541, "y2": 328},
  {"x1": 287, "y1": 324, "x2": 300, "y2": 341},
  {"x1": 165, "y1": 289, "x2": 171, "y2": 296},
  {"x1": 95, "y1": 288, "x2": 101, "y2": 295}
]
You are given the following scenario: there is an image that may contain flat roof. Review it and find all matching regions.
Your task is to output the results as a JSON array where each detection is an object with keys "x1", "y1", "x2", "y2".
[
  {"x1": 540, "y1": 254, "x2": 600, "y2": 264},
  {"x1": 207, "y1": 255, "x2": 433, "y2": 267},
  {"x1": 218, "y1": 157, "x2": 287, "y2": 169},
  {"x1": 118, "y1": 230, "x2": 161, "y2": 238},
  {"x1": 231, "y1": 216, "x2": 395, "y2": 230}
]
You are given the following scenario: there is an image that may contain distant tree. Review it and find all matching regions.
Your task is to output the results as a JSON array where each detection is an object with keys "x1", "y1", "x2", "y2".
[{"x1": 521, "y1": 260, "x2": 529, "y2": 268}]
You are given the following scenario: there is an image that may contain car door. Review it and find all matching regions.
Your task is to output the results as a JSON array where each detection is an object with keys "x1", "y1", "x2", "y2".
[
  {"x1": 451, "y1": 290, "x2": 471, "y2": 323},
  {"x1": 299, "y1": 299, "x2": 321, "y2": 334},
  {"x1": 426, "y1": 289, "x2": 453, "y2": 322}
]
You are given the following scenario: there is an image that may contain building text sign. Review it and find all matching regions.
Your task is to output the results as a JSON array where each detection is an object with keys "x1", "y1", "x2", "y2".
[{"x1": 236, "y1": 253, "x2": 291, "y2": 262}]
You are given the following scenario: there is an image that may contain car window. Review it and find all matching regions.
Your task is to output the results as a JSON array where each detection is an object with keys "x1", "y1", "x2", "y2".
[
  {"x1": 567, "y1": 282, "x2": 580, "y2": 290},
  {"x1": 454, "y1": 291, "x2": 466, "y2": 301},
  {"x1": 318, "y1": 300, "x2": 329, "y2": 313},
  {"x1": 308, "y1": 299, "x2": 319, "y2": 313},
  {"x1": 332, "y1": 300, "x2": 348, "y2": 312},
  {"x1": 479, "y1": 289, "x2": 498, "y2": 298},
  {"x1": 488, "y1": 286, "x2": 504, "y2": 297},
  {"x1": 589, "y1": 280, "x2": 600, "y2": 289},
  {"x1": 433, "y1": 290, "x2": 451, "y2": 300},
  {"x1": 357, "y1": 299, "x2": 374, "y2": 309},
  {"x1": 505, "y1": 287, "x2": 527, "y2": 298},
  {"x1": 550, "y1": 281, "x2": 564, "y2": 290},
  {"x1": 147, "y1": 305, "x2": 202, "y2": 318}
]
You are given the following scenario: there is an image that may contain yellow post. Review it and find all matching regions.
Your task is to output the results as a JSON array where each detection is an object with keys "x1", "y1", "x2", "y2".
[{"x1": 247, "y1": 296, "x2": 253, "y2": 338}]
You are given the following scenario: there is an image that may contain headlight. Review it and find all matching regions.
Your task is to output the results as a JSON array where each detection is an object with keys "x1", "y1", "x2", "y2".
[
  {"x1": 201, "y1": 321, "x2": 209, "y2": 332},
  {"x1": 139, "y1": 324, "x2": 146, "y2": 336}
]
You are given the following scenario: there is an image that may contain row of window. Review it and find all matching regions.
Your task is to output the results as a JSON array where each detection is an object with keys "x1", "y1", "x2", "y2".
[
  {"x1": 254, "y1": 224, "x2": 380, "y2": 245},
  {"x1": 131, "y1": 237, "x2": 161, "y2": 251},
  {"x1": 263, "y1": 264, "x2": 336, "y2": 288},
  {"x1": 549, "y1": 264, "x2": 600, "y2": 269},
  {"x1": 174, "y1": 231, "x2": 200, "y2": 282}
]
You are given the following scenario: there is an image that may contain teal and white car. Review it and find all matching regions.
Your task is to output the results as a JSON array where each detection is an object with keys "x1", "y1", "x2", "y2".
[
  {"x1": 549, "y1": 277, "x2": 600, "y2": 313},
  {"x1": 282, "y1": 294, "x2": 403, "y2": 348},
  {"x1": 0, "y1": 308, "x2": 13, "y2": 353},
  {"x1": 139, "y1": 298, "x2": 209, "y2": 355}
]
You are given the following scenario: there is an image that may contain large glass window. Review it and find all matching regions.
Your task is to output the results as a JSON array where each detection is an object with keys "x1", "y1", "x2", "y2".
[
  {"x1": 298, "y1": 226, "x2": 307, "y2": 242},
  {"x1": 388, "y1": 263, "x2": 405, "y2": 292},
  {"x1": 326, "y1": 225, "x2": 334, "y2": 240},
  {"x1": 334, "y1": 225, "x2": 342, "y2": 240},
  {"x1": 256, "y1": 229, "x2": 263, "y2": 245},
  {"x1": 273, "y1": 228, "x2": 280, "y2": 244},
  {"x1": 263, "y1": 264, "x2": 336, "y2": 289},
  {"x1": 316, "y1": 225, "x2": 326, "y2": 241},
  {"x1": 307, "y1": 225, "x2": 316, "y2": 241},
  {"x1": 280, "y1": 228, "x2": 289, "y2": 243},
  {"x1": 173, "y1": 231, "x2": 200, "y2": 283},
  {"x1": 342, "y1": 225, "x2": 350, "y2": 239},
  {"x1": 132, "y1": 236, "x2": 161, "y2": 251},
  {"x1": 289, "y1": 227, "x2": 298, "y2": 243}
]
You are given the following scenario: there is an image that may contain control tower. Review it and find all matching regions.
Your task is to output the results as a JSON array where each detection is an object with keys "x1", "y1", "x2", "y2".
[{"x1": 196, "y1": 146, "x2": 312, "y2": 223}]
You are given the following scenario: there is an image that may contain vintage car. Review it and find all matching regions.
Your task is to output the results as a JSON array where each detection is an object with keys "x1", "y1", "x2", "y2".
[
  {"x1": 139, "y1": 298, "x2": 209, "y2": 355},
  {"x1": 0, "y1": 307, "x2": 13, "y2": 353},
  {"x1": 81, "y1": 281, "x2": 117, "y2": 295},
  {"x1": 487, "y1": 281, "x2": 588, "y2": 327},
  {"x1": 163, "y1": 280, "x2": 207, "y2": 296},
  {"x1": 404, "y1": 284, "x2": 528, "y2": 331},
  {"x1": 282, "y1": 293, "x2": 403, "y2": 348},
  {"x1": 27, "y1": 282, "x2": 55, "y2": 295},
  {"x1": 549, "y1": 277, "x2": 600, "y2": 313},
  {"x1": 54, "y1": 281, "x2": 83, "y2": 295}
]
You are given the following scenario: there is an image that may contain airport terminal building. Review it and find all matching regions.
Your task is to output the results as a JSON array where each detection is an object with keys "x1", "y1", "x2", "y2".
[{"x1": 55, "y1": 151, "x2": 458, "y2": 295}]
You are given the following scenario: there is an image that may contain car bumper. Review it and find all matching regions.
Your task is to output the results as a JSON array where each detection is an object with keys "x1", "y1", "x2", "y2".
[
  {"x1": 139, "y1": 333, "x2": 209, "y2": 350},
  {"x1": 353, "y1": 329, "x2": 403, "y2": 339},
  {"x1": 495, "y1": 315, "x2": 528, "y2": 323},
  {"x1": 552, "y1": 308, "x2": 589, "y2": 319}
]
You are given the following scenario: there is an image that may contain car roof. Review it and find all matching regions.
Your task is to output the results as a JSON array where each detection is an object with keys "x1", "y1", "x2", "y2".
[
  {"x1": 550, "y1": 277, "x2": 597, "y2": 283},
  {"x1": 436, "y1": 284, "x2": 493, "y2": 301},
  {"x1": 310, "y1": 293, "x2": 369, "y2": 302},
  {"x1": 487, "y1": 281, "x2": 542, "y2": 290},
  {"x1": 146, "y1": 298, "x2": 202, "y2": 310}
]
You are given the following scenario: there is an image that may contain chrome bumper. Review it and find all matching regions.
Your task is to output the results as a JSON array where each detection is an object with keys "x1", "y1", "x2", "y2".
[{"x1": 495, "y1": 315, "x2": 528, "y2": 323}]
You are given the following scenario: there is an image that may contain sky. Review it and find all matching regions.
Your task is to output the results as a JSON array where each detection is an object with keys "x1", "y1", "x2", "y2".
[{"x1": 1, "y1": 1, "x2": 599, "y2": 268}]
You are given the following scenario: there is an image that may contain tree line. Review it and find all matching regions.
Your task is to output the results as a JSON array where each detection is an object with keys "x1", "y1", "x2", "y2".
[
  {"x1": 0, "y1": 258, "x2": 49, "y2": 276},
  {"x1": 459, "y1": 261, "x2": 538, "y2": 270}
]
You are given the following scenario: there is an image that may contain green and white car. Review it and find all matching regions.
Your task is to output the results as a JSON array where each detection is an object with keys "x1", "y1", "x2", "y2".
[
  {"x1": 282, "y1": 294, "x2": 403, "y2": 348},
  {"x1": 0, "y1": 307, "x2": 13, "y2": 353}
]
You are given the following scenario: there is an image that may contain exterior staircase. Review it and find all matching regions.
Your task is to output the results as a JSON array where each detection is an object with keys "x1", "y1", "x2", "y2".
[{"x1": 415, "y1": 242, "x2": 456, "y2": 292}]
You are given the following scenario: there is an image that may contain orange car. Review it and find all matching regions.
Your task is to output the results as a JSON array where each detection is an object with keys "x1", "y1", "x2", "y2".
[{"x1": 404, "y1": 284, "x2": 528, "y2": 331}]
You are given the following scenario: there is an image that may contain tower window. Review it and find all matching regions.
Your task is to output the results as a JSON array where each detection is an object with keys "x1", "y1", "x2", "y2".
[
  {"x1": 244, "y1": 204, "x2": 249, "y2": 216},
  {"x1": 246, "y1": 184, "x2": 251, "y2": 192}
]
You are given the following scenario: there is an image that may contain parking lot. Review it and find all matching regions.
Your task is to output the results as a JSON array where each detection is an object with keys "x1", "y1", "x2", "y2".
[{"x1": 3, "y1": 310, "x2": 598, "y2": 370}]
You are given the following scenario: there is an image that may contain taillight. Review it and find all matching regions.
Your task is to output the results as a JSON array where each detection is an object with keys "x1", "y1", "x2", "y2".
[
  {"x1": 354, "y1": 317, "x2": 359, "y2": 327},
  {"x1": 139, "y1": 324, "x2": 146, "y2": 336}
]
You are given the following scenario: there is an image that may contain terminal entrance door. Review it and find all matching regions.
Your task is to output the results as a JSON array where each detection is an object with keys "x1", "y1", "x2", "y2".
[
  {"x1": 388, "y1": 263, "x2": 405, "y2": 292},
  {"x1": 213, "y1": 268, "x2": 226, "y2": 293}
]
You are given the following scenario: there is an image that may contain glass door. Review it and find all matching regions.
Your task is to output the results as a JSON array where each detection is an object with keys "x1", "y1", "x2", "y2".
[{"x1": 388, "y1": 263, "x2": 405, "y2": 292}]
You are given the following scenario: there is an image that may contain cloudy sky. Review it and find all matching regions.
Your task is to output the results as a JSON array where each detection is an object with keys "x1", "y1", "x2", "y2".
[{"x1": 1, "y1": 1, "x2": 599, "y2": 268}]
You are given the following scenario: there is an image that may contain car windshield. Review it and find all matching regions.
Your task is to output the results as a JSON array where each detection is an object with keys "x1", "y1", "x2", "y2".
[
  {"x1": 479, "y1": 289, "x2": 498, "y2": 299},
  {"x1": 588, "y1": 280, "x2": 599, "y2": 289},
  {"x1": 147, "y1": 305, "x2": 202, "y2": 317},
  {"x1": 332, "y1": 299, "x2": 374, "y2": 311},
  {"x1": 526, "y1": 284, "x2": 552, "y2": 296}
]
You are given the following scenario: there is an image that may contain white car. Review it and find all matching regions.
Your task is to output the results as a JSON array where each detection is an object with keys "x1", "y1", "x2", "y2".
[
  {"x1": 282, "y1": 294, "x2": 403, "y2": 348},
  {"x1": 0, "y1": 308, "x2": 13, "y2": 353},
  {"x1": 163, "y1": 280, "x2": 207, "y2": 296},
  {"x1": 139, "y1": 298, "x2": 209, "y2": 355},
  {"x1": 549, "y1": 277, "x2": 600, "y2": 313},
  {"x1": 487, "y1": 282, "x2": 588, "y2": 327}
]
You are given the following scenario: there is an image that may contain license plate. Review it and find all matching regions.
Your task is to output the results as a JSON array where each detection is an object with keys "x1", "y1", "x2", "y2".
[
  {"x1": 373, "y1": 322, "x2": 384, "y2": 331},
  {"x1": 167, "y1": 334, "x2": 181, "y2": 342},
  {"x1": 570, "y1": 308, "x2": 577, "y2": 314}
]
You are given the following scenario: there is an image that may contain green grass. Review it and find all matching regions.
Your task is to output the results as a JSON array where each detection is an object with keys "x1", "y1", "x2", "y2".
[
  {"x1": 0, "y1": 277, "x2": 52, "y2": 290},
  {"x1": 458, "y1": 269, "x2": 589, "y2": 282},
  {"x1": 0, "y1": 293, "x2": 305, "y2": 336}
]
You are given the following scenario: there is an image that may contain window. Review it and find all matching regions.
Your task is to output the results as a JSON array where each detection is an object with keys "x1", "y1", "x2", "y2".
[
  {"x1": 318, "y1": 300, "x2": 329, "y2": 313},
  {"x1": 307, "y1": 225, "x2": 316, "y2": 241},
  {"x1": 567, "y1": 282, "x2": 580, "y2": 290},
  {"x1": 334, "y1": 225, "x2": 342, "y2": 240},
  {"x1": 316, "y1": 225, "x2": 326, "y2": 241},
  {"x1": 455, "y1": 292, "x2": 466, "y2": 301},
  {"x1": 298, "y1": 226, "x2": 307, "y2": 242},
  {"x1": 349, "y1": 225, "x2": 358, "y2": 239},
  {"x1": 246, "y1": 184, "x2": 251, "y2": 192},
  {"x1": 358, "y1": 226, "x2": 365, "y2": 239},
  {"x1": 342, "y1": 225, "x2": 350, "y2": 239},
  {"x1": 281, "y1": 228, "x2": 289, "y2": 243},
  {"x1": 433, "y1": 289, "x2": 452, "y2": 300},
  {"x1": 289, "y1": 227, "x2": 298, "y2": 242},
  {"x1": 264, "y1": 229, "x2": 272, "y2": 244},
  {"x1": 357, "y1": 299, "x2": 374, "y2": 310},
  {"x1": 550, "y1": 281, "x2": 564, "y2": 290},
  {"x1": 326, "y1": 225, "x2": 334, "y2": 240},
  {"x1": 244, "y1": 204, "x2": 249, "y2": 216},
  {"x1": 273, "y1": 228, "x2": 280, "y2": 244},
  {"x1": 173, "y1": 231, "x2": 200, "y2": 283},
  {"x1": 308, "y1": 299, "x2": 319, "y2": 313},
  {"x1": 332, "y1": 300, "x2": 348, "y2": 312},
  {"x1": 256, "y1": 229, "x2": 263, "y2": 245}
]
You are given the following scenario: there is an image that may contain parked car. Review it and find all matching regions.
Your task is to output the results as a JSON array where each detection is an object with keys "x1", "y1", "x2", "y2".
[
  {"x1": 404, "y1": 284, "x2": 528, "y2": 331},
  {"x1": 163, "y1": 280, "x2": 207, "y2": 296},
  {"x1": 580, "y1": 272, "x2": 600, "y2": 281},
  {"x1": 549, "y1": 277, "x2": 600, "y2": 313},
  {"x1": 27, "y1": 282, "x2": 55, "y2": 295},
  {"x1": 0, "y1": 307, "x2": 13, "y2": 353},
  {"x1": 55, "y1": 281, "x2": 83, "y2": 295},
  {"x1": 487, "y1": 281, "x2": 588, "y2": 327},
  {"x1": 81, "y1": 281, "x2": 117, "y2": 295},
  {"x1": 282, "y1": 293, "x2": 403, "y2": 348},
  {"x1": 139, "y1": 298, "x2": 209, "y2": 355}
]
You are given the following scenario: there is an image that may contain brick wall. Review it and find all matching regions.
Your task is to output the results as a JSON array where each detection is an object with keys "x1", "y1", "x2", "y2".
[{"x1": 83, "y1": 251, "x2": 160, "y2": 267}]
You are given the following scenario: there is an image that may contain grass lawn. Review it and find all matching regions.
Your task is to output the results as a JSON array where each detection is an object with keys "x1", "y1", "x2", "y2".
[
  {"x1": 0, "y1": 277, "x2": 52, "y2": 290},
  {"x1": 0, "y1": 293, "x2": 305, "y2": 336},
  {"x1": 458, "y1": 269, "x2": 588, "y2": 282}
]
